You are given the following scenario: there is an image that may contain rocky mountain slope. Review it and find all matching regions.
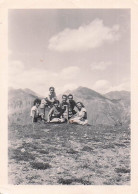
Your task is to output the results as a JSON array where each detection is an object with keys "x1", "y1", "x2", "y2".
[
  {"x1": 104, "y1": 90, "x2": 130, "y2": 100},
  {"x1": 104, "y1": 91, "x2": 130, "y2": 108},
  {"x1": 59, "y1": 87, "x2": 130, "y2": 125},
  {"x1": 104, "y1": 90, "x2": 130, "y2": 125},
  {"x1": 8, "y1": 87, "x2": 130, "y2": 126},
  {"x1": 8, "y1": 88, "x2": 37, "y2": 124}
]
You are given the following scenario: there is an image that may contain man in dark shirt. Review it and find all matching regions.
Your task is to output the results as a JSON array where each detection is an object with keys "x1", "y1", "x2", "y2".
[
  {"x1": 47, "y1": 100, "x2": 65, "y2": 123},
  {"x1": 60, "y1": 95, "x2": 69, "y2": 120},
  {"x1": 68, "y1": 94, "x2": 77, "y2": 119}
]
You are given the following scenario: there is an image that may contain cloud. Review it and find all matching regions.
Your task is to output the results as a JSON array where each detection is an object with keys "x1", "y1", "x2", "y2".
[
  {"x1": 60, "y1": 66, "x2": 80, "y2": 79},
  {"x1": 93, "y1": 79, "x2": 130, "y2": 93},
  {"x1": 110, "y1": 80, "x2": 130, "y2": 92},
  {"x1": 91, "y1": 61, "x2": 112, "y2": 71},
  {"x1": 9, "y1": 60, "x2": 58, "y2": 93},
  {"x1": 93, "y1": 80, "x2": 111, "y2": 93},
  {"x1": 57, "y1": 83, "x2": 78, "y2": 94},
  {"x1": 48, "y1": 19, "x2": 120, "y2": 52},
  {"x1": 63, "y1": 83, "x2": 78, "y2": 91},
  {"x1": 9, "y1": 60, "x2": 80, "y2": 95},
  {"x1": 9, "y1": 60, "x2": 24, "y2": 75}
]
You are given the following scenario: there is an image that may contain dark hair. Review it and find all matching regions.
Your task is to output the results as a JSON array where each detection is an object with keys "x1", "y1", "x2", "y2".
[
  {"x1": 49, "y1": 87, "x2": 55, "y2": 91},
  {"x1": 62, "y1": 94, "x2": 67, "y2": 99},
  {"x1": 33, "y1": 98, "x2": 41, "y2": 105},
  {"x1": 53, "y1": 100, "x2": 59, "y2": 105},
  {"x1": 68, "y1": 94, "x2": 73, "y2": 98},
  {"x1": 76, "y1": 102, "x2": 85, "y2": 108}
]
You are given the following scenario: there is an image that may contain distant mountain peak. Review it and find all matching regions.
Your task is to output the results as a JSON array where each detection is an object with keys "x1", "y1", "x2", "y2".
[
  {"x1": 105, "y1": 90, "x2": 130, "y2": 95},
  {"x1": 24, "y1": 88, "x2": 39, "y2": 96},
  {"x1": 8, "y1": 86, "x2": 130, "y2": 126},
  {"x1": 24, "y1": 88, "x2": 34, "y2": 92},
  {"x1": 104, "y1": 90, "x2": 130, "y2": 100},
  {"x1": 73, "y1": 86, "x2": 107, "y2": 100},
  {"x1": 8, "y1": 87, "x2": 44, "y2": 98}
]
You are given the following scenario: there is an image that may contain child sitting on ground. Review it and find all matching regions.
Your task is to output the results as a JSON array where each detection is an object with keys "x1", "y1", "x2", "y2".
[
  {"x1": 39, "y1": 98, "x2": 47, "y2": 121},
  {"x1": 30, "y1": 98, "x2": 41, "y2": 123},
  {"x1": 47, "y1": 100, "x2": 65, "y2": 123}
]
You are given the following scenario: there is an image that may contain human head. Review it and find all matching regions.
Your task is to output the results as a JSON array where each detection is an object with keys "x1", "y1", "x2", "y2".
[
  {"x1": 33, "y1": 98, "x2": 41, "y2": 107},
  {"x1": 68, "y1": 94, "x2": 73, "y2": 101},
  {"x1": 76, "y1": 102, "x2": 84, "y2": 110},
  {"x1": 53, "y1": 100, "x2": 59, "y2": 107},
  {"x1": 49, "y1": 87, "x2": 55, "y2": 94},
  {"x1": 62, "y1": 94, "x2": 67, "y2": 102}
]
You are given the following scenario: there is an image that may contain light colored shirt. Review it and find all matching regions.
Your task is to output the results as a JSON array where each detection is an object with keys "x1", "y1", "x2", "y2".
[
  {"x1": 77, "y1": 108, "x2": 87, "y2": 119},
  {"x1": 30, "y1": 106, "x2": 39, "y2": 117}
]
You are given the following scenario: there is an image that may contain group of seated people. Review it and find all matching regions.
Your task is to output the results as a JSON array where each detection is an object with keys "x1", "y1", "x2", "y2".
[{"x1": 30, "y1": 87, "x2": 88, "y2": 125}]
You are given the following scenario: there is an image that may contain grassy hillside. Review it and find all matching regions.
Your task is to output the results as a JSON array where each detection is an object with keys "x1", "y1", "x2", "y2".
[
  {"x1": 8, "y1": 87, "x2": 131, "y2": 185},
  {"x1": 8, "y1": 123, "x2": 130, "y2": 185}
]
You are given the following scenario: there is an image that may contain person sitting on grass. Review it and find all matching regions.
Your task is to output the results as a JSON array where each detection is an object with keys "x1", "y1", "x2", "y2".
[
  {"x1": 60, "y1": 94, "x2": 69, "y2": 121},
  {"x1": 68, "y1": 94, "x2": 77, "y2": 119},
  {"x1": 47, "y1": 100, "x2": 65, "y2": 123},
  {"x1": 30, "y1": 98, "x2": 41, "y2": 123},
  {"x1": 69, "y1": 102, "x2": 88, "y2": 125},
  {"x1": 45, "y1": 87, "x2": 57, "y2": 108},
  {"x1": 39, "y1": 98, "x2": 47, "y2": 121}
]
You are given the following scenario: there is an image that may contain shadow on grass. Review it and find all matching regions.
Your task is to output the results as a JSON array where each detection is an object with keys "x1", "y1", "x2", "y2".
[
  {"x1": 66, "y1": 148, "x2": 78, "y2": 154},
  {"x1": 10, "y1": 148, "x2": 35, "y2": 162},
  {"x1": 81, "y1": 146, "x2": 94, "y2": 152},
  {"x1": 38, "y1": 149, "x2": 49, "y2": 154},
  {"x1": 115, "y1": 168, "x2": 130, "y2": 174},
  {"x1": 58, "y1": 178, "x2": 91, "y2": 185},
  {"x1": 30, "y1": 162, "x2": 51, "y2": 170}
]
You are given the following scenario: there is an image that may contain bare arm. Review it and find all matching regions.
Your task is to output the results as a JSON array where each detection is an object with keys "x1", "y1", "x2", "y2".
[
  {"x1": 47, "y1": 108, "x2": 54, "y2": 122},
  {"x1": 79, "y1": 111, "x2": 86, "y2": 120},
  {"x1": 31, "y1": 110, "x2": 36, "y2": 123},
  {"x1": 47, "y1": 93, "x2": 57, "y2": 102},
  {"x1": 47, "y1": 95, "x2": 53, "y2": 102}
]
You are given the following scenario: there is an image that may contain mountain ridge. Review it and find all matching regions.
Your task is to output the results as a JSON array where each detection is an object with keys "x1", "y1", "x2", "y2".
[
  {"x1": 8, "y1": 87, "x2": 130, "y2": 126},
  {"x1": 104, "y1": 90, "x2": 130, "y2": 100}
]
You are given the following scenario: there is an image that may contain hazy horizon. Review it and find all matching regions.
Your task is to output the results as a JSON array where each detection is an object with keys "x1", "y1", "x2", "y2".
[{"x1": 8, "y1": 9, "x2": 130, "y2": 96}]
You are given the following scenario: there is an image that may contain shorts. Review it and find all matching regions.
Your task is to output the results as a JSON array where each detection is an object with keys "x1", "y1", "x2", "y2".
[{"x1": 33, "y1": 115, "x2": 42, "y2": 122}]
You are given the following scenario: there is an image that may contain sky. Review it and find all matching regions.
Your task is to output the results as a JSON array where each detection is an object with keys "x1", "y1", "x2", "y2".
[{"x1": 8, "y1": 9, "x2": 130, "y2": 96}]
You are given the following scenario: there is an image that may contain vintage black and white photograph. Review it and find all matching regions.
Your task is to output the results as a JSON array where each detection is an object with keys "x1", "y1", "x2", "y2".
[{"x1": 8, "y1": 9, "x2": 130, "y2": 185}]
